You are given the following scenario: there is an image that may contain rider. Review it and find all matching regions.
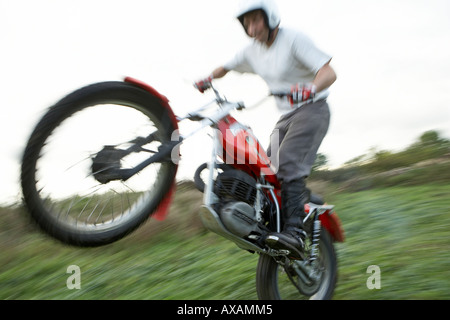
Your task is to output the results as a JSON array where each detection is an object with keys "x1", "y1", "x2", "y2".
[{"x1": 195, "y1": 0, "x2": 337, "y2": 259}]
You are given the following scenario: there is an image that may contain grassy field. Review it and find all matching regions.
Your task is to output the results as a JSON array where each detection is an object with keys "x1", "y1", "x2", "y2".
[{"x1": 1, "y1": 182, "x2": 449, "y2": 300}]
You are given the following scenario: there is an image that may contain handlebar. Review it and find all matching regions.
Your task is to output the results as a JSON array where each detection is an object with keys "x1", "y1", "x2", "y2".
[
  {"x1": 173, "y1": 82, "x2": 302, "y2": 143},
  {"x1": 188, "y1": 82, "x2": 308, "y2": 121},
  {"x1": 195, "y1": 81, "x2": 292, "y2": 102},
  {"x1": 195, "y1": 77, "x2": 313, "y2": 102}
]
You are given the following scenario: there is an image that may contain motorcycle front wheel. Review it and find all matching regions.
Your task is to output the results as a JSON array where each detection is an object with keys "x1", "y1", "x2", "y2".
[
  {"x1": 256, "y1": 229, "x2": 337, "y2": 300},
  {"x1": 21, "y1": 81, "x2": 178, "y2": 246}
]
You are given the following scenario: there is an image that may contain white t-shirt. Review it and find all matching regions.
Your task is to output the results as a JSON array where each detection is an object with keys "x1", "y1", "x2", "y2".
[{"x1": 224, "y1": 28, "x2": 332, "y2": 114}]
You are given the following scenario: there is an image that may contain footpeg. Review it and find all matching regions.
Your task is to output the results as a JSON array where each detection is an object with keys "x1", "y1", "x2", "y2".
[
  {"x1": 267, "y1": 248, "x2": 291, "y2": 256},
  {"x1": 277, "y1": 249, "x2": 290, "y2": 255}
]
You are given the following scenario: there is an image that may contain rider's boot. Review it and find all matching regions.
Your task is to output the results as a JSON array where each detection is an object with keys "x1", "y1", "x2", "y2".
[{"x1": 265, "y1": 178, "x2": 310, "y2": 259}]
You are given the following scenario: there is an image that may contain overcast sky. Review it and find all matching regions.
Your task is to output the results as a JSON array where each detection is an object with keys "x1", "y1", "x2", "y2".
[{"x1": 1, "y1": 0, "x2": 449, "y2": 205}]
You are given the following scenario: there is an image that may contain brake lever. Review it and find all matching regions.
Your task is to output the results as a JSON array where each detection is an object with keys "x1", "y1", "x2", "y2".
[
  {"x1": 271, "y1": 92, "x2": 291, "y2": 98},
  {"x1": 186, "y1": 113, "x2": 205, "y2": 121}
]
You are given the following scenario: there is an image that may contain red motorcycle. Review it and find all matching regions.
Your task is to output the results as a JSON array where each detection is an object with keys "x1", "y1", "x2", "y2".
[{"x1": 21, "y1": 77, "x2": 344, "y2": 299}]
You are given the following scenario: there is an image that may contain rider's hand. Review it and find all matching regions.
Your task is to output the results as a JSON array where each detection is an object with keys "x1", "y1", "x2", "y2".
[
  {"x1": 289, "y1": 83, "x2": 316, "y2": 105},
  {"x1": 194, "y1": 76, "x2": 213, "y2": 93}
]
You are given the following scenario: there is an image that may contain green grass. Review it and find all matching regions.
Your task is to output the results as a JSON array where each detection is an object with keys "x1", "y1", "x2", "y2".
[
  {"x1": 1, "y1": 183, "x2": 449, "y2": 299},
  {"x1": 0, "y1": 225, "x2": 258, "y2": 300},
  {"x1": 330, "y1": 184, "x2": 450, "y2": 299}
]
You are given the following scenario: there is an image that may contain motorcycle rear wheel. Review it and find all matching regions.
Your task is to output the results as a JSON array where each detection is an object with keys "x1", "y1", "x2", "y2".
[
  {"x1": 21, "y1": 81, "x2": 178, "y2": 246},
  {"x1": 256, "y1": 229, "x2": 337, "y2": 300}
]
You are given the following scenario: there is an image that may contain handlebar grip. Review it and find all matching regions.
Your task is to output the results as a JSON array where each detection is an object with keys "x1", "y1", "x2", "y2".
[{"x1": 194, "y1": 76, "x2": 213, "y2": 94}]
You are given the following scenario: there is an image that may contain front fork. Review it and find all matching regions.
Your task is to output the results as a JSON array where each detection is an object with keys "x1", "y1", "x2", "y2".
[{"x1": 203, "y1": 129, "x2": 220, "y2": 207}]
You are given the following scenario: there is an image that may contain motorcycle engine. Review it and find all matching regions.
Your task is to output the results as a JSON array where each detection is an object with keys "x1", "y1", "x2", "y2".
[{"x1": 214, "y1": 170, "x2": 261, "y2": 238}]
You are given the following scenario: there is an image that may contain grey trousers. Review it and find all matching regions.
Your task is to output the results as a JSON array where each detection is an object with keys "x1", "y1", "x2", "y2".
[{"x1": 267, "y1": 100, "x2": 330, "y2": 183}]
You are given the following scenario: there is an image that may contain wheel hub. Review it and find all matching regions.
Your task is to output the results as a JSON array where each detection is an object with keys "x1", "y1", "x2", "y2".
[{"x1": 91, "y1": 146, "x2": 125, "y2": 184}]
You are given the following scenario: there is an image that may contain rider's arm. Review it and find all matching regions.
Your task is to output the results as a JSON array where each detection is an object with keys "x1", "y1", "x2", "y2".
[
  {"x1": 312, "y1": 62, "x2": 337, "y2": 93},
  {"x1": 211, "y1": 66, "x2": 229, "y2": 80}
]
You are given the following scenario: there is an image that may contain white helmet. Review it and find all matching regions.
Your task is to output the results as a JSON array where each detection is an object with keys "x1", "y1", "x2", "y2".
[{"x1": 236, "y1": 0, "x2": 281, "y2": 32}]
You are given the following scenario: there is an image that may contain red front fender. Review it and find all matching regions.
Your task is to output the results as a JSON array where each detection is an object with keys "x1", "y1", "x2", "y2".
[
  {"x1": 124, "y1": 76, "x2": 178, "y2": 221},
  {"x1": 124, "y1": 76, "x2": 178, "y2": 130}
]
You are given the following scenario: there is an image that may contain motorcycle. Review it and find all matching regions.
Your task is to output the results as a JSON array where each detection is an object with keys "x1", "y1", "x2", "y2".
[{"x1": 21, "y1": 76, "x2": 344, "y2": 299}]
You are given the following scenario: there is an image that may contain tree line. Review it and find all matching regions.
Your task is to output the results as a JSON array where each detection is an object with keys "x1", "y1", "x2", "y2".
[{"x1": 311, "y1": 130, "x2": 450, "y2": 185}]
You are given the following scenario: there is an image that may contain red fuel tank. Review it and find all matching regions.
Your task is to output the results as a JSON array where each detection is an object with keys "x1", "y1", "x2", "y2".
[{"x1": 217, "y1": 115, "x2": 279, "y2": 187}]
